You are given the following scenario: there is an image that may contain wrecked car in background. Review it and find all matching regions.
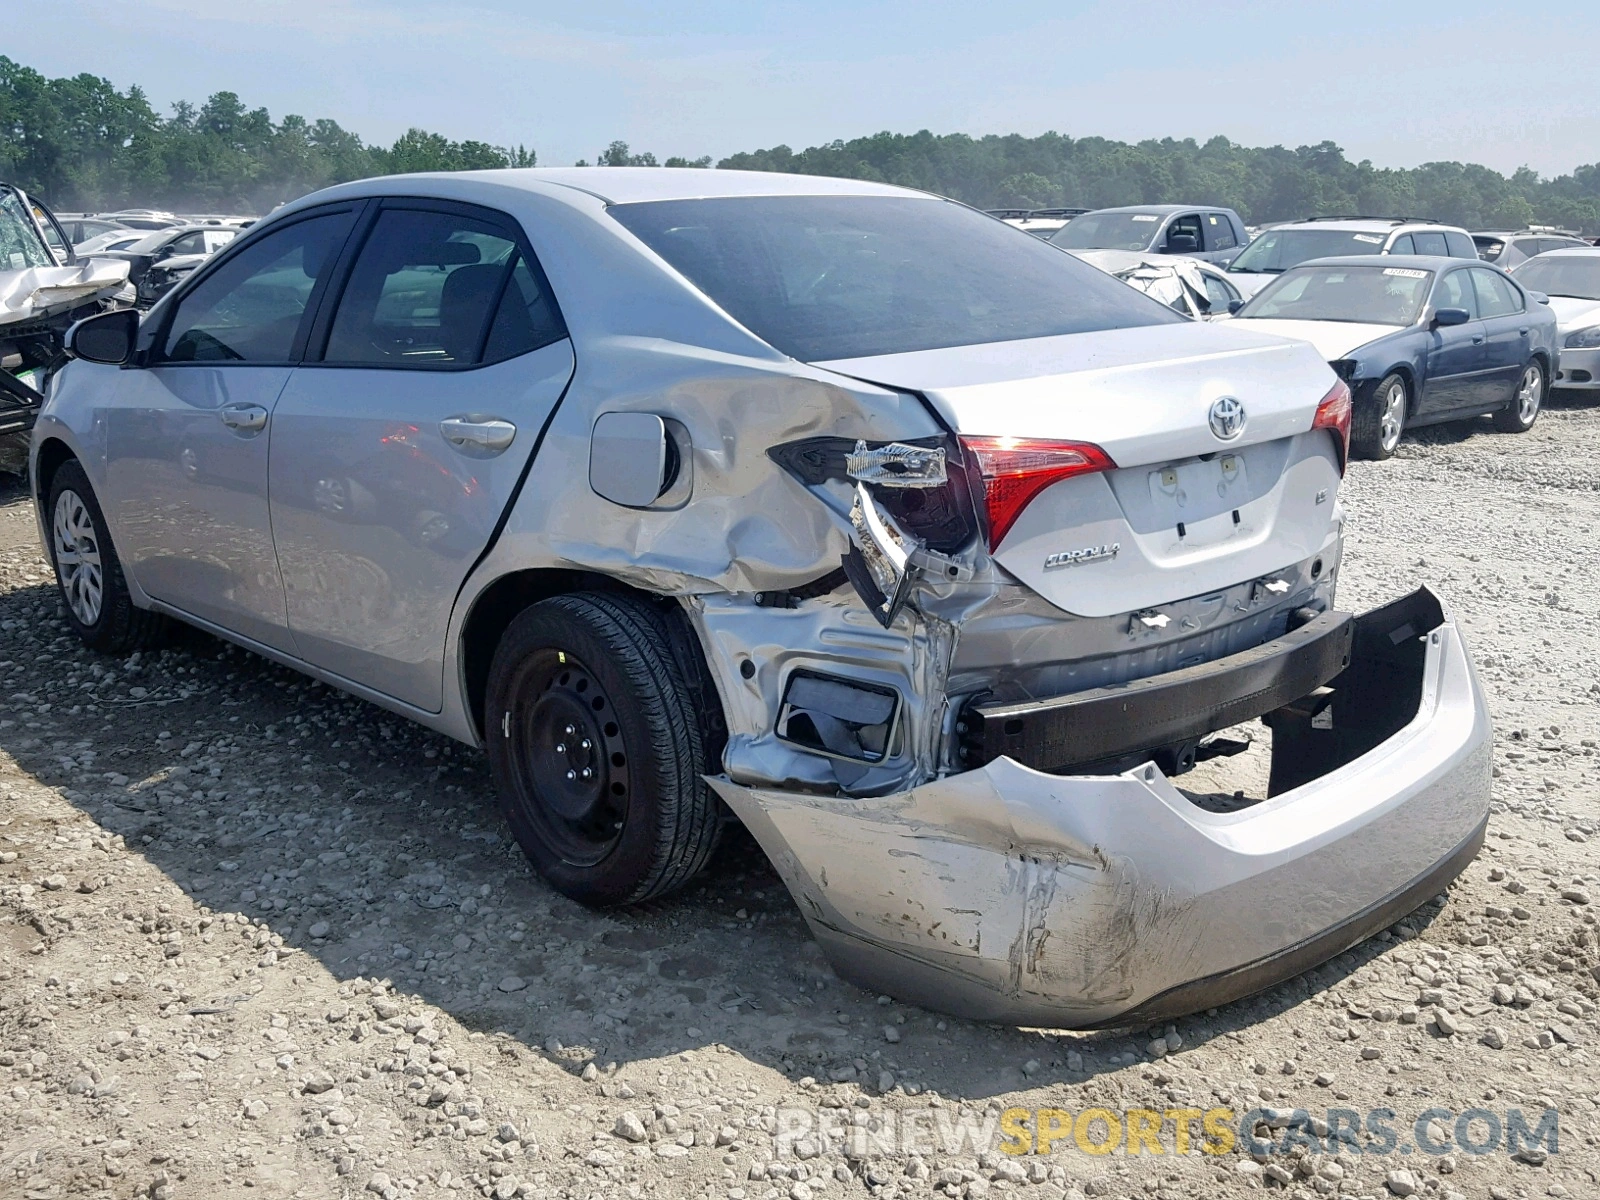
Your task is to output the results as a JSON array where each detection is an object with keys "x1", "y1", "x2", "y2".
[
  {"x1": 1075, "y1": 248, "x2": 1244, "y2": 319},
  {"x1": 0, "y1": 182, "x2": 132, "y2": 473},
  {"x1": 98, "y1": 224, "x2": 239, "y2": 306},
  {"x1": 32, "y1": 169, "x2": 1491, "y2": 1027}
]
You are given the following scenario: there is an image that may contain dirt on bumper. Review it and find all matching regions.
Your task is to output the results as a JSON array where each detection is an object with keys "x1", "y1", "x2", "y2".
[{"x1": 710, "y1": 588, "x2": 1493, "y2": 1028}]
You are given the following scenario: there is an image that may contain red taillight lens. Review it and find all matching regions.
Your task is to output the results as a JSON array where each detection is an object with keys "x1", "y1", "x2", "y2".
[
  {"x1": 1311, "y1": 378, "x2": 1352, "y2": 474},
  {"x1": 959, "y1": 435, "x2": 1116, "y2": 550}
]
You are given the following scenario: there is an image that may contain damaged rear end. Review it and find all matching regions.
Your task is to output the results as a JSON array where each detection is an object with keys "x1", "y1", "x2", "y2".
[{"x1": 694, "y1": 323, "x2": 1491, "y2": 1028}]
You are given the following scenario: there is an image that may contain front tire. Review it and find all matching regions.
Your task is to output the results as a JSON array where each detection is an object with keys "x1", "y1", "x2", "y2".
[
  {"x1": 46, "y1": 459, "x2": 168, "y2": 653},
  {"x1": 1351, "y1": 372, "x2": 1408, "y2": 460},
  {"x1": 485, "y1": 592, "x2": 722, "y2": 906},
  {"x1": 1493, "y1": 360, "x2": 1544, "y2": 433}
]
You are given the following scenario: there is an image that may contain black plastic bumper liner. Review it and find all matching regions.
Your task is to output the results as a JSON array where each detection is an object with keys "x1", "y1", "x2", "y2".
[
  {"x1": 0, "y1": 369, "x2": 44, "y2": 439},
  {"x1": 959, "y1": 608, "x2": 1355, "y2": 773}
]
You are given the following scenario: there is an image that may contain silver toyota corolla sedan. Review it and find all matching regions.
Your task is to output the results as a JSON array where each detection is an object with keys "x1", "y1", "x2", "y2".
[{"x1": 31, "y1": 169, "x2": 1491, "y2": 1027}]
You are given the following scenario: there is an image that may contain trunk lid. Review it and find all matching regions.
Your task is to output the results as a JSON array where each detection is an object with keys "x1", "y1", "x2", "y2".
[{"x1": 820, "y1": 322, "x2": 1344, "y2": 617}]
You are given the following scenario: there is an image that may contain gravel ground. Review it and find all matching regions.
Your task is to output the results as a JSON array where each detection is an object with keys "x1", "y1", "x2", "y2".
[{"x1": 2, "y1": 400, "x2": 1599, "y2": 1200}]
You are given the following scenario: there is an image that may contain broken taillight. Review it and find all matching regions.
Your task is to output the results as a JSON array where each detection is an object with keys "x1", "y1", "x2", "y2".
[
  {"x1": 1311, "y1": 378, "x2": 1352, "y2": 474},
  {"x1": 768, "y1": 435, "x2": 982, "y2": 553},
  {"x1": 958, "y1": 436, "x2": 1116, "y2": 550}
]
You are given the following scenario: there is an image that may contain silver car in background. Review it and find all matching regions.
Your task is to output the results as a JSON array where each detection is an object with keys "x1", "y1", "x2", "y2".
[
  {"x1": 1512, "y1": 247, "x2": 1600, "y2": 392},
  {"x1": 32, "y1": 169, "x2": 1490, "y2": 1027}
]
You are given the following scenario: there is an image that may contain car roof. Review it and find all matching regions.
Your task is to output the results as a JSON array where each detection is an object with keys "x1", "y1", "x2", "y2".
[
  {"x1": 1293, "y1": 254, "x2": 1481, "y2": 270},
  {"x1": 1079, "y1": 203, "x2": 1216, "y2": 215},
  {"x1": 1271, "y1": 218, "x2": 1466, "y2": 233},
  {"x1": 372, "y1": 167, "x2": 919, "y2": 206},
  {"x1": 1536, "y1": 246, "x2": 1600, "y2": 258}
]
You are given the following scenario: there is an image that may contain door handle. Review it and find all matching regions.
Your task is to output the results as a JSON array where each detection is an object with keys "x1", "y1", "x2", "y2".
[
  {"x1": 439, "y1": 416, "x2": 516, "y2": 455},
  {"x1": 1471, "y1": 335, "x2": 1486, "y2": 345},
  {"x1": 1519, "y1": 327, "x2": 1530, "y2": 336},
  {"x1": 218, "y1": 403, "x2": 267, "y2": 432}
]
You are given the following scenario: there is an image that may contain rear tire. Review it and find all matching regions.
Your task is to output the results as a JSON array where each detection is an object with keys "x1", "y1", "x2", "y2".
[
  {"x1": 485, "y1": 592, "x2": 722, "y2": 907},
  {"x1": 46, "y1": 460, "x2": 168, "y2": 654},
  {"x1": 1492, "y1": 360, "x2": 1543, "y2": 433},
  {"x1": 1351, "y1": 372, "x2": 1408, "y2": 460}
]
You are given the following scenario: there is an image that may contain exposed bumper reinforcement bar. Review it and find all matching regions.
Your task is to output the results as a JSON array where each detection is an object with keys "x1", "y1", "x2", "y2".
[
  {"x1": 960, "y1": 608, "x2": 1354, "y2": 772},
  {"x1": 712, "y1": 587, "x2": 1492, "y2": 1028}
]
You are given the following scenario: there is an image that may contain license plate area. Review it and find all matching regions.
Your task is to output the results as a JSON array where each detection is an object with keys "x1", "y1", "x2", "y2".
[{"x1": 1148, "y1": 453, "x2": 1249, "y2": 517}]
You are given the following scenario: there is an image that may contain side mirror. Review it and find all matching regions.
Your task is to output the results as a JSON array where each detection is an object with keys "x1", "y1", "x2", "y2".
[
  {"x1": 1167, "y1": 234, "x2": 1199, "y2": 254},
  {"x1": 1228, "y1": 298, "x2": 1246, "y2": 314},
  {"x1": 68, "y1": 308, "x2": 139, "y2": 365},
  {"x1": 589, "y1": 411, "x2": 690, "y2": 508},
  {"x1": 1529, "y1": 291, "x2": 1550, "y2": 305},
  {"x1": 1431, "y1": 307, "x2": 1471, "y2": 328}
]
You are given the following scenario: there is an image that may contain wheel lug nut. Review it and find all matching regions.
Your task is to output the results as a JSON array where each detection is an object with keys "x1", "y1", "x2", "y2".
[
  {"x1": 580, "y1": 768, "x2": 593, "y2": 780},
  {"x1": 565, "y1": 770, "x2": 576, "y2": 781},
  {"x1": 580, "y1": 738, "x2": 592, "y2": 750},
  {"x1": 564, "y1": 724, "x2": 575, "y2": 735},
  {"x1": 555, "y1": 743, "x2": 566, "y2": 754}
]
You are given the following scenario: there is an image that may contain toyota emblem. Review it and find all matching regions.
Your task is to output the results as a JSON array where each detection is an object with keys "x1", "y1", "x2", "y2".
[{"x1": 1208, "y1": 396, "x2": 1246, "y2": 441}]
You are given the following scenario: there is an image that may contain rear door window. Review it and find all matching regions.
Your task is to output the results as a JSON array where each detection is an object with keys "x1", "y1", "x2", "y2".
[
  {"x1": 1412, "y1": 231, "x2": 1449, "y2": 256},
  {"x1": 1443, "y1": 231, "x2": 1477, "y2": 258},
  {"x1": 1389, "y1": 234, "x2": 1416, "y2": 255},
  {"x1": 1204, "y1": 213, "x2": 1236, "y2": 251},
  {"x1": 322, "y1": 205, "x2": 563, "y2": 367},
  {"x1": 1470, "y1": 268, "x2": 1523, "y2": 317}
]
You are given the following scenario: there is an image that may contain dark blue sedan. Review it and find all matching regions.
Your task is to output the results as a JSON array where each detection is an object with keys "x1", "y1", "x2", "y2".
[{"x1": 1228, "y1": 255, "x2": 1558, "y2": 459}]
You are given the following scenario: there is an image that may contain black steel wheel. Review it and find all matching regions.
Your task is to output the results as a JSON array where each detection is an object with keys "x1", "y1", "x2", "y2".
[
  {"x1": 509, "y1": 651, "x2": 632, "y2": 866},
  {"x1": 486, "y1": 592, "x2": 722, "y2": 906}
]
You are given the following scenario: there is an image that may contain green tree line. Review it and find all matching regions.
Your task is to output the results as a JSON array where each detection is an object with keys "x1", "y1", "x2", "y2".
[
  {"x1": 5, "y1": 54, "x2": 1600, "y2": 231},
  {"x1": 0, "y1": 56, "x2": 532, "y2": 213}
]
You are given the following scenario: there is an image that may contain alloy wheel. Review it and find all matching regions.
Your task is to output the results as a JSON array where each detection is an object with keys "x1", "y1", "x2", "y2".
[
  {"x1": 1517, "y1": 365, "x2": 1543, "y2": 424},
  {"x1": 1379, "y1": 379, "x2": 1406, "y2": 454},
  {"x1": 52, "y1": 488, "x2": 104, "y2": 627}
]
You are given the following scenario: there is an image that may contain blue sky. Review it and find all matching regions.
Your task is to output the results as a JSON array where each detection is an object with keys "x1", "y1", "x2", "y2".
[{"x1": 13, "y1": 0, "x2": 1600, "y2": 176}]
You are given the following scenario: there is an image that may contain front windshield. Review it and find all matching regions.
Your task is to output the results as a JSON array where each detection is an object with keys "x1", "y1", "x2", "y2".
[
  {"x1": 1049, "y1": 212, "x2": 1165, "y2": 251},
  {"x1": 1513, "y1": 255, "x2": 1600, "y2": 301},
  {"x1": 1237, "y1": 264, "x2": 1433, "y2": 326},
  {"x1": 611, "y1": 195, "x2": 1182, "y2": 362},
  {"x1": 1229, "y1": 228, "x2": 1390, "y2": 273},
  {"x1": 0, "y1": 187, "x2": 55, "y2": 270}
]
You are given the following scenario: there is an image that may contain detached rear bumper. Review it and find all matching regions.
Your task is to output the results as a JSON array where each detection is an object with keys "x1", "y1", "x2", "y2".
[{"x1": 711, "y1": 588, "x2": 1492, "y2": 1028}]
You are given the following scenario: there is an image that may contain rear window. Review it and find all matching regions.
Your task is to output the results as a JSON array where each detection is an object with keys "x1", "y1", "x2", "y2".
[{"x1": 609, "y1": 195, "x2": 1181, "y2": 362}]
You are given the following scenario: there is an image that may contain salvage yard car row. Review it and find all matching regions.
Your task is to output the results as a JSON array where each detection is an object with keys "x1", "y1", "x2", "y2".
[{"x1": 28, "y1": 167, "x2": 1501, "y2": 1028}]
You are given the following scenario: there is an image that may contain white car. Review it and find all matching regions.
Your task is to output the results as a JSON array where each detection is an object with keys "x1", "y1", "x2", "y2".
[
  {"x1": 1074, "y1": 248, "x2": 1244, "y2": 319},
  {"x1": 1512, "y1": 247, "x2": 1600, "y2": 392},
  {"x1": 34, "y1": 168, "x2": 1491, "y2": 1026},
  {"x1": 1224, "y1": 217, "x2": 1479, "y2": 299}
]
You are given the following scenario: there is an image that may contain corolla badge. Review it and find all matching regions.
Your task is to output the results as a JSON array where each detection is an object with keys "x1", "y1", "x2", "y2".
[
  {"x1": 1044, "y1": 542, "x2": 1120, "y2": 570},
  {"x1": 1208, "y1": 395, "x2": 1247, "y2": 441}
]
